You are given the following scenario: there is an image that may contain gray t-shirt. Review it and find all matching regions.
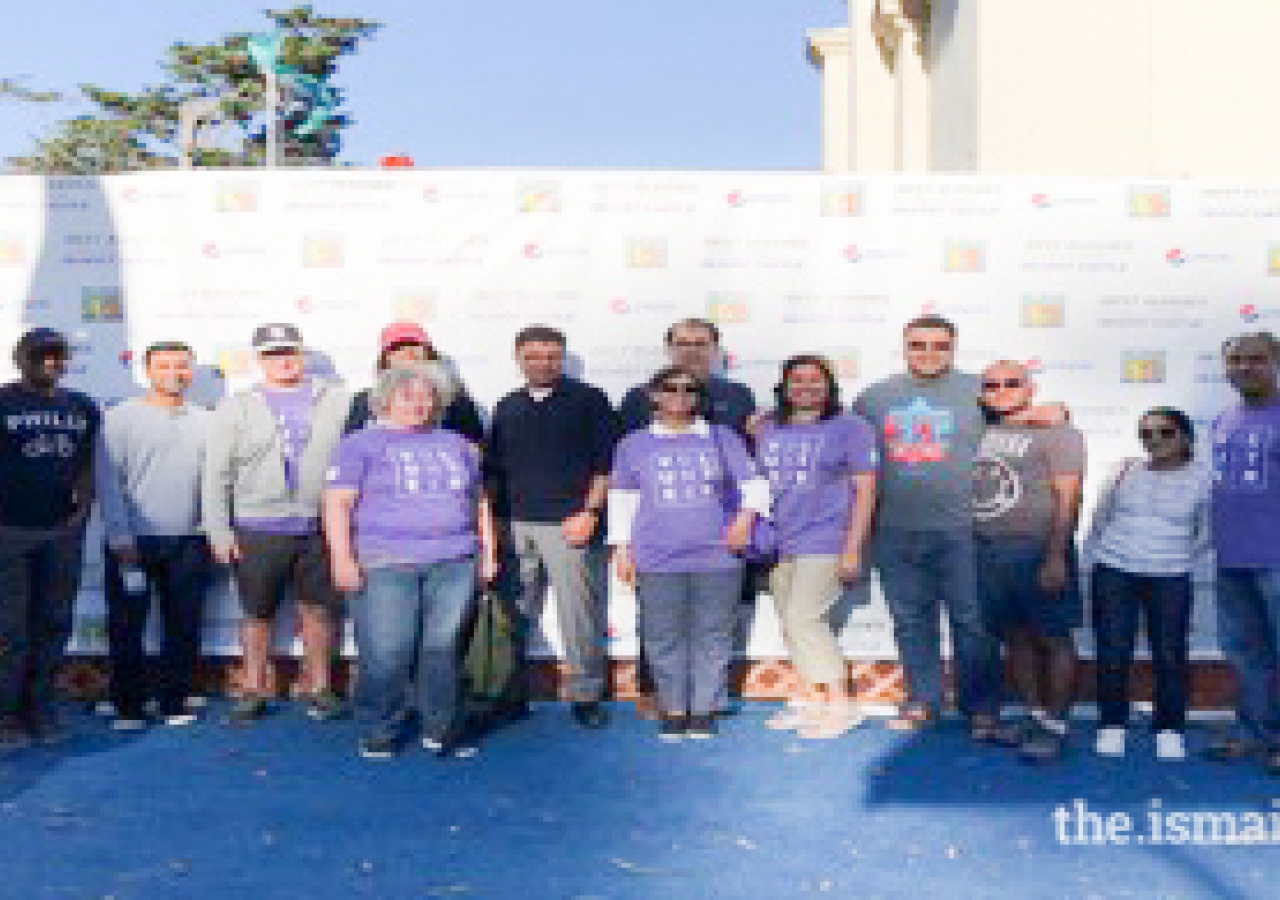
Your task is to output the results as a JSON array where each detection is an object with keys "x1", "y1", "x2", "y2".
[
  {"x1": 973, "y1": 423, "x2": 1085, "y2": 538},
  {"x1": 854, "y1": 370, "x2": 985, "y2": 529}
]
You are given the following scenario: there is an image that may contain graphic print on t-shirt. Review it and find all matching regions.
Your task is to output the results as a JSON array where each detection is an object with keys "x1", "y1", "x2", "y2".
[
  {"x1": 761, "y1": 435, "x2": 825, "y2": 491},
  {"x1": 973, "y1": 431, "x2": 1033, "y2": 520},
  {"x1": 1214, "y1": 424, "x2": 1273, "y2": 492},
  {"x1": 882, "y1": 398, "x2": 955, "y2": 464},
  {"x1": 391, "y1": 446, "x2": 467, "y2": 499},
  {"x1": 649, "y1": 449, "x2": 721, "y2": 508}
]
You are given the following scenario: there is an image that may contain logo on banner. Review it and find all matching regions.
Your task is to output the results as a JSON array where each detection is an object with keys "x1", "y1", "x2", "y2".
[
  {"x1": 394, "y1": 293, "x2": 437, "y2": 322},
  {"x1": 1021, "y1": 294, "x2": 1065, "y2": 327},
  {"x1": 519, "y1": 182, "x2": 561, "y2": 213},
  {"x1": 1122, "y1": 351, "x2": 1167, "y2": 384},
  {"x1": 1267, "y1": 245, "x2": 1280, "y2": 275},
  {"x1": 820, "y1": 349, "x2": 860, "y2": 380},
  {"x1": 843, "y1": 245, "x2": 862, "y2": 264},
  {"x1": 626, "y1": 238, "x2": 668, "y2": 269},
  {"x1": 943, "y1": 241, "x2": 986, "y2": 272},
  {"x1": 820, "y1": 184, "x2": 864, "y2": 216},
  {"x1": 706, "y1": 292, "x2": 751, "y2": 324},
  {"x1": 0, "y1": 238, "x2": 26, "y2": 266},
  {"x1": 82, "y1": 288, "x2": 123, "y2": 323},
  {"x1": 1166, "y1": 248, "x2": 1188, "y2": 267},
  {"x1": 1129, "y1": 187, "x2": 1171, "y2": 218},
  {"x1": 215, "y1": 347, "x2": 252, "y2": 379},
  {"x1": 303, "y1": 236, "x2": 344, "y2": 268},
  {"x1": 216, "y1": 182, "x2": 259, "y2": 213}
]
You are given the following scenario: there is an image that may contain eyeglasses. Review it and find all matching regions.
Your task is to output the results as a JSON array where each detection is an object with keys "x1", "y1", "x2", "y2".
[
  {"x1": 659, "y1": 383, "x2": 700, "y2": 395},
  {"x1": 672, "y1": 340, "x2": 713, "y2": 349},
  {"x1": 981, "y1": 378, "x2": 1026, "y2": 391},
  {"x1": 1139, "y1": 427, "x2": 1180, "y2": 440},
  {"x1": 907, "y1": 340, "x2": 953, "y2": 352}
]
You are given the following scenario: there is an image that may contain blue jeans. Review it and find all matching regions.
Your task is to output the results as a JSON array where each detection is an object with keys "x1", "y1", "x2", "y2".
[
  {"x1": 1091, "y1": 564, "x2": 1191, "y2": 732},
  {"x1": 1215, "y1": 567, "x2": 1280, "y2": 747},
  {"x1": 104, "y1": 536, "x2": 210, "y2": 718},
  {"x1": 352, "y1": 558, "x2": 477, "y2": 742},
  {"x1": 636, "y1": 569, "x2": 742, "y2": 716},
  {"x1": 874, "y1": 527, "x2": 1000, "y2": 716}
]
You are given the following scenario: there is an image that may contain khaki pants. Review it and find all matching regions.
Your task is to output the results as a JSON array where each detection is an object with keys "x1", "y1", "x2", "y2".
[{"x1": 769, "y1": 555, "x2": 845, "y2": 687}]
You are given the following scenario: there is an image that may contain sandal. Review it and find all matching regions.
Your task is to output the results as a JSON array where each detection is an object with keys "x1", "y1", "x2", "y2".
[
  {"x1": 886, "y1": 701, "x2": 936, "y2": 731},
  {"x1": 798, "y1": 704, "x2": 866, "y2": 740},
  {"x1": 765, "y1": 704, "x2": 815, "y2": 731}
]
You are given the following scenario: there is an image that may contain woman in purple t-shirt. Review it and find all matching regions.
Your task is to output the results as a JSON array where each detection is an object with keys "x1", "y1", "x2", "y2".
[
  {"x1": 753, "y1": 356, "x2": 878, "y2": 739},
  {"x1": 609, "y1": 366, "x2": 770, "y2": 741},
  {"x1": 323, "y1": 363, "x2": 498, "y2": 761}
]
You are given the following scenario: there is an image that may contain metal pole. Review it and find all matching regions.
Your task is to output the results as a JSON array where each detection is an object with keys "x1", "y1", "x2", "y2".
[{"x1": 265, "y1": 69, "x2": 278, "y2": 168}]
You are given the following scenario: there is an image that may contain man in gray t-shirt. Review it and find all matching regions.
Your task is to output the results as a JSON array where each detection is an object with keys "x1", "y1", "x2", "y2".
[
  {"x1": 854, "y1": 316, "x2": 1000, "y2": 731},
  {"x1": 972, "y1": 361, "x2": 1085, "y2": 762}
]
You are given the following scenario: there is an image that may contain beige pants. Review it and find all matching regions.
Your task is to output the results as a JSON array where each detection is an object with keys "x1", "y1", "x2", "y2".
[{"x1": 769, "y1": 555, "x2": 845, "y2": 687}]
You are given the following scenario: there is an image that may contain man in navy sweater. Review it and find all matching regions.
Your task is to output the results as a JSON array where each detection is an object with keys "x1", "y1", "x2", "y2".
[
  {"x1": 0, "y1": 329, "x2": 101, "y2": 749},
  {"x1": 486, "y1": 325, "x2": 620, "y2": 729}
]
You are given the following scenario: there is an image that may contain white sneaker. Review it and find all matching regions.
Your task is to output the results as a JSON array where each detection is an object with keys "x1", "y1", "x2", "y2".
[
  {"x1": 111, "y1": 717, "x2": 149, "y2": 733},
  {"x1": 1095, "y1": 726, "x2": 1126, "y2": 757},
  {"x1": 1156, "y1": 730, "x2": 1186, "y2": 761},
  {"x1": 164, "y1": 713, "x2": 199, "y2": 727}
]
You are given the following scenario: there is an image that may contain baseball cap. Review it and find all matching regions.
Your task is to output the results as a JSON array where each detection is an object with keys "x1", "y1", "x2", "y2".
[
  {"x1": 251, "y1": 323, "x2": 304, "y2": 353},
  {"x1": 379, "y1": 322, "x2": 431, "y2": 352},
  {"x1": 15, "y1": 327, "x2": 69, "y2": 358}
]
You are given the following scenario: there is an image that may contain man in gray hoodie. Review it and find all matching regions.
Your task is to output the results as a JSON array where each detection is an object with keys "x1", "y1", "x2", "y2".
[{"x1": 202, "y1": 324, "x2": 350, "y2": 723}]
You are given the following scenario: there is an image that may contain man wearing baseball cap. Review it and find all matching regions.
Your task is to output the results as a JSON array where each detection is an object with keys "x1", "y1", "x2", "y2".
[
  {"x1": 343, "y1": 322, "x2": 484, "y2": 442},
  {"x1": 0, "y1": 328, "x2": 101, "y2": 749},
  {"x1": 202, "y1": 323, "x2": 351, "y2": 723}
]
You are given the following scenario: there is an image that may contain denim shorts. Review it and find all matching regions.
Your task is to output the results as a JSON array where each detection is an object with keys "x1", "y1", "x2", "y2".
[{"x1": 975, "y1": 535, "x2": 1081, "y2": 638}]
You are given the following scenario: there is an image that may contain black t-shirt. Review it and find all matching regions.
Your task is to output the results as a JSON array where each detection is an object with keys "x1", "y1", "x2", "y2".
[{"x1": 0, "y1": 382, "x2": 101, "y2": 528}]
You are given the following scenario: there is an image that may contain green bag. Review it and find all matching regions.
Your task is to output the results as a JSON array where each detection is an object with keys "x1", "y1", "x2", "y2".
[{"x1": 462, "y1": 588, "x2": 521, "y2": 718}]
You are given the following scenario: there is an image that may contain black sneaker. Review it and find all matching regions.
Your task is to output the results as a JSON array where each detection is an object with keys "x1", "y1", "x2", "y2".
[
  {"x1": 685, "y1": 714, "x2": 718, "y2": 740},
  {"x1": 570, "y1": 701, "x2": 610, "y2": 730},
  {"x1": 970, "y1": 715, "x2": 1033, "y2": 748},
  {"x1": 359, "y1": 734, "x2": 399, "y2": 760},
  {"x1": 658, "y1": 715, "x2": 686, "y2": 743},
  {"x1": 227, "y1": 697, "x2": 269, "y2": 725},
  {"x1": 422, "y1": 726, "x2": 479, "y2": 760},
  {"x1": 25, "y1": 707, "x2": 70, "y2": 746},
  {"x1": 1203, "y1": 733, "x2": 1258, "y2": 763},
  {"x1": 304, "y1": 690, "x2": 346, "y2": 722},
  {"x1": 1019, "y1": 720, "x2": 1066, "y2": 763},
  {"x1": 0, "y1": 713, "x2": 32, "y2": 751}
]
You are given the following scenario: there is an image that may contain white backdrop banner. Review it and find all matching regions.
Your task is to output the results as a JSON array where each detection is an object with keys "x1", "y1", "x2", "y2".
[{"x1": 0, "y1": 170, "x2": 1258, "y2": 660}]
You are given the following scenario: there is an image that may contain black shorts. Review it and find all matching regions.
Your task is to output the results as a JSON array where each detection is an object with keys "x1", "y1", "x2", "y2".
[{"x1": 232, "y1": 529, "x2": 342, "y2": 619}]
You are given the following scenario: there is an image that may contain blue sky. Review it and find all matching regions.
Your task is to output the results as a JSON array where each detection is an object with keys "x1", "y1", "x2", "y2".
[{"x1": 0, "y1": 1, "x2": 845, "y2": 170}]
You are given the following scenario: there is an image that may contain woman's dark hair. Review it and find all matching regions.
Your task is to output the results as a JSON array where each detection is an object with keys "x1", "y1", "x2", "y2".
[
  {"x1": 647, "y1": 365, "x2": 705, "y2": 403},
  {"x1": 774, "y1": 354, "x2": 842, "y2": 425},
  {"x1": 376, "y1": 340, "x2": 439, "y2": 373},
  {"x1": 1142, "y1": 406, "x2": 1195, "y2": 448}
]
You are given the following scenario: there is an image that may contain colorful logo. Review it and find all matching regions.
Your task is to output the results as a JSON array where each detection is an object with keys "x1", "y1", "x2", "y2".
[
  {"x1": 1122, "y1": 351, "x2": 1166, "y2": 384},
  {"x1": 216, "y1": 182, "x2": 258, "y2": 213},
  {"x1": 1021, "y1": 294, "x2": 1065, "y2": 327},
  {"x1": 82, "y1": 288, "x2": 123, "y2": 322},
  {"x1": 1031, "y1": 193, "x2": 1052, "y2": 209},
  {"x1": 820, "y1": 185, "x2": 863, "y2": 217},
  {"x1": 1267, "y1": 244, "x2": 1280, "y2": 276},
  {"x1": 519, "y1": 183, "x2": 560, "y2": 213},
  {"x1": 706, "y1": 292, "x2": 751, "y2": 325},
  {"x1": 118, "y1": 350, "x2": 134, "y2": 367},
  {"x1": 626, "y1": 238, "x2": 667, "y2": 269},
  {"x1": 609, "y1": 296, "x2": 631, "y2": 314},
  {"x1": 303, "y1": 236, "x2": 344, "y2": 268},
  {"x1": 0, "y1": 238, "x2": 26, "y2": 266},
  {"x1": 943, "y1": 241, "x2": 986, "y2": 273},
  {"x1": 522, "y1": 242, "x2": 542, "y2": 260},
  {"x1": 215, "y1": 347, "x2": 252, "y2": 379},
  {"x1": 1129, "y1": 187, "x2": 1171, "y2": 218},
  {"x1": 883, "y1": 398, "x2": 955, "y2": 464},
  {"x1": 1240, "y1": 304, "x2": 1261, "y2": 323},
  {"x1": 843, "y1": 245, "x2": 862, "y2": 264},
  {"x1": 394, "y1": 293, "x2": 436, "y2": 321},
  {"x1": 824, "y1": 349, "x2": 860, "y2": 380},
  {"x1": 1166, "y1": 248, "x2": 1188, "y2": 266}
]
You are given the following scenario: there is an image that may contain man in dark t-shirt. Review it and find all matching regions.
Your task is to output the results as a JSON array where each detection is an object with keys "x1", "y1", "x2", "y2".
[{"x1": 0, "y1": 328, "x2": 100, "y2": 749}]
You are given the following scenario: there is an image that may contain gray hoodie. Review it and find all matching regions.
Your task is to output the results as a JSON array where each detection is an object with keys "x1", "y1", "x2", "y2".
[{"x1": 201, "y1": 378, "x2": 350, "y2": 546}]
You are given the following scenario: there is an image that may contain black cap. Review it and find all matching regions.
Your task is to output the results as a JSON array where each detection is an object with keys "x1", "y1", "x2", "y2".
[
  {"x1": 251, "y1": 323, "x2": 304, "y2": 352},
  {"x1": 15, "y1": 327, "x2": 69, "y2": 359}
]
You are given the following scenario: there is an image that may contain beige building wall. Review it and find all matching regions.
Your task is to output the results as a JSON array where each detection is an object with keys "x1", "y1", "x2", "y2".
[{"x1": 808, "y1": 0, "x2": 1280, "y2": 178}]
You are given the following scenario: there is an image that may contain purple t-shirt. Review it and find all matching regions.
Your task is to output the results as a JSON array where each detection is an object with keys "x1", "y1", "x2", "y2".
[
  {"x1": 236, "y1": 381, "x2": 318, "y2": 535},
  {"x1": 327, "y1": 426, "x2": 480, "y2": 566},
  {"x1": 1212, "y1": 402, "x2": 1280, "y2": 568},
  {"x1": 612, "y1": 425, "x2": 759, "y2": 573},
  {"x1": 756, "y1": 413, "x2": 878, "y2": 555}
]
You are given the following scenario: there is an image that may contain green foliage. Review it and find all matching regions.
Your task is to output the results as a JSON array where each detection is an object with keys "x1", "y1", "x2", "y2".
[{"x1": 7, "y1": 6, "x2": 380, "y2": 174}]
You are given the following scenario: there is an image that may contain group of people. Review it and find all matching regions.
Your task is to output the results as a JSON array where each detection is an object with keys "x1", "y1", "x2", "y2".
[{"x1": 1, "y1": 314, "x2": 1278, "y2": 775}]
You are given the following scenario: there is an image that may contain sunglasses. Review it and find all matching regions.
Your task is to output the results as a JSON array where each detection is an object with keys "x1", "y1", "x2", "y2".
[
  {"x1": 1139, "y1": 427, "x2": 1180, "y2": 440},
  {"x1": 907, "y1": 340, "x2": 953, "y2": 352},
  {"x1": 982, "y1": 378, "x2": 1026, "y2": 390},
  {"x1": 659, "y1": 382, "x2": 701, "y2": 395}
]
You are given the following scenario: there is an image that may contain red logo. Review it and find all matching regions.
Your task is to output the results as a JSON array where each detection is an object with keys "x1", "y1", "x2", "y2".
[
  {"x1": 202, "y1": 241, "x2": 219, "y2": 259},
  {"x1": 1025, "y1": 357, "x2": 1043, "y2": 372},
  {"x1": 843, "y1": 245, "x2": 861, "y2": 263},
  {"x1": 727, "y1": 191, "x2": 744, "y2": 208},
  {"x1": 522, "y1": 243, "x2": 542, "y2": 259},
  {"x1": 119, "y1": 350, "x2": 134, "y2": 366},
  {"x1": 609, "y1": 297, "x2": 630, "y2": 314},
  {"x1": 296, "y1": 296, "x2": 314, "y2": 313},
  {"x1": 1031, "y1": 193, "x2": 1051, "y2": 209}
]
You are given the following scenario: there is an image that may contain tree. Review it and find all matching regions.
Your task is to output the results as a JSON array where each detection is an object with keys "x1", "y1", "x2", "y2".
[{"x1": 7, "y1": 6, "x2": 380, "y2": 174}]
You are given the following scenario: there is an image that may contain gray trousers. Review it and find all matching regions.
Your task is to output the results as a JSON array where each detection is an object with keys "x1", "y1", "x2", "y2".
[
  {"x1": 636, "y1": 569, "x2": 742, "y2": 716},
  {"x1": 504, "y1": 521, "x2": 608, "y2": 702}
]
